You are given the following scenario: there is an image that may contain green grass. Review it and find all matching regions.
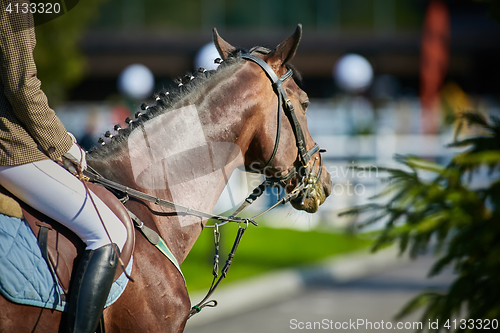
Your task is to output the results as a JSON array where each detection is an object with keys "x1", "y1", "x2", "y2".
[{"x1": 181, "y1": 223, "x2": 371, "y2": 293}]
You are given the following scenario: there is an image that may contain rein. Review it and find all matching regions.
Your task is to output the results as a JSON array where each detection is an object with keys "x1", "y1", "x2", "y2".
[{"x1": 84, "y1": 170, "x2": 258, "y2": 227}]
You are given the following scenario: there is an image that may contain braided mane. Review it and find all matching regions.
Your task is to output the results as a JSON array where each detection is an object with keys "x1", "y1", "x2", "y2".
[{"x1": 88, "y1": 52, "x2": 245, "y2": 159}]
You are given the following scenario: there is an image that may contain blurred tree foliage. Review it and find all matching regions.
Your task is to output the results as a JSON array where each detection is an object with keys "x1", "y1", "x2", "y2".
[
  {"x1": 475, "y1": 0, "x2": 500, "y2": 23},
  {"x1": 93, "y1": 0, "x2": 423, "y2": 32},
  {"x1": 34, "y1": 0, "x2": 108, "y2": 105},
  {"x1": 342, "y1": 112, "x2": 500, "y2": 331}
]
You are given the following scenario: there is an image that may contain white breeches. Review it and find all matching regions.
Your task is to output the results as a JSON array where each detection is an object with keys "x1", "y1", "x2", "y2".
[{"x1": 0, "y1": 159, "x2": 127, "y2": 251}]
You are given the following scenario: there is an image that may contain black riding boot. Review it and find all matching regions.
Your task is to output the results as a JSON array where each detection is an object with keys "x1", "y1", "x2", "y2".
[{"x1": 67, "y1": 243, "x2": 119, "y2": 333}]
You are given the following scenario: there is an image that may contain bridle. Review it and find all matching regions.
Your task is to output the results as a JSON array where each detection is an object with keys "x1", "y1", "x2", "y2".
[
  {"x1": 185, "y1": 54, "x2": 327, "y2": 316},
  {"x1": 240, "y1": 53, "x2": 323, "y2": 191}
]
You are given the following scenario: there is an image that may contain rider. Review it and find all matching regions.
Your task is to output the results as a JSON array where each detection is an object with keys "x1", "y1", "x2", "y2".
[{"x1": 0, "y1": 4, "x2": 127, "y2": 333}]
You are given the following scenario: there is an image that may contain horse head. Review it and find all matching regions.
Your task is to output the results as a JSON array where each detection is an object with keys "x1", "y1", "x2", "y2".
[{"x1": 213, "y1": 25, "x2": 332, "y2": 213}]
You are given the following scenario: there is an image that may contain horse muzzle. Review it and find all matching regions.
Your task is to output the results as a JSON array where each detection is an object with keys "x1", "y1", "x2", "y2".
[{"x1": 289, "y1": 164, "x2": 332, "y2": 213}]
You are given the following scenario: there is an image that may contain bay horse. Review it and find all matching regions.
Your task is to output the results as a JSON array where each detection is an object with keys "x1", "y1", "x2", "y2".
[{"x1": 0, "y1": 25, "x2": 332, "y2": 332}]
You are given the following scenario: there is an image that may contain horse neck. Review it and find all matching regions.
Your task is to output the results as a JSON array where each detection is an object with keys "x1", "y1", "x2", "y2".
[{"x1": 89, "y1": 64, "x2": 258, "y2": 262}]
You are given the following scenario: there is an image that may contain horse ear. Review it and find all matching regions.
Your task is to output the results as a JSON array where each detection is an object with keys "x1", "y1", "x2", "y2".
[
  {"x1": 269, "y1": 24, "x2": 302, "y2": 67},
  {"x1": 213, "y1": 28, "x2": 236, "y2": 60}
]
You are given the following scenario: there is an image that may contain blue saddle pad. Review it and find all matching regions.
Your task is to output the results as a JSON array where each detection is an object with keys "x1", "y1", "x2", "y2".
[{"x1": 0, "y1": 214, "x2": 132, "y2": 312}]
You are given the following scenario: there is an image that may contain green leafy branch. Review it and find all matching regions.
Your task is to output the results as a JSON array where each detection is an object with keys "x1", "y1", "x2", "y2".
[{"x1": 341, "y1": 112, "x2": 500, "y2": 331}]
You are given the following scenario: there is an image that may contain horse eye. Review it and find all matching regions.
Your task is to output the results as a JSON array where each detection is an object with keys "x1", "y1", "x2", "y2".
[{"x1": 301, "y1": 100, "x2": 310, "y2": 110}]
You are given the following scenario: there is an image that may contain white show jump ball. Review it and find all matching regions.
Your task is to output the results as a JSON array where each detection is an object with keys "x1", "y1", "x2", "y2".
[
  {"x1": 118, "y1": 64, "x2": 155, "y2": 100},
  {"x1": 195, "y1": 42, "x2": 221, "y2": 71},
  {"x1": 333, "y1": 54, "x2": 374, "y2": 93}
]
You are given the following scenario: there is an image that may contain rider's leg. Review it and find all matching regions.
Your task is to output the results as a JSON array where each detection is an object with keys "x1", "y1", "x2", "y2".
[
  {"x1": 67, "y1": 243, "x2": 119, "y2": 333},
  {"x1": 0, "y1": 159, "x2": 127, "y2": 251},
  {"x1": 0, "y1": 159, "x2": 127, "y2": 333}
]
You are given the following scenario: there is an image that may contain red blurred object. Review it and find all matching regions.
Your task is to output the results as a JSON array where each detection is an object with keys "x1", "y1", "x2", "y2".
[
  {"x1": 420, "y1": 0, "x2": 450, "y2": 133},
  {"x1": 111, "y1": 104, "x2": 132, "y2": 128}
]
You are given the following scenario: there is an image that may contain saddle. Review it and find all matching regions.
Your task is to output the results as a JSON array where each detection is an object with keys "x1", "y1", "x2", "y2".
[{"x1": 0, "y1": 182, "x2": 135, "y2": 294}]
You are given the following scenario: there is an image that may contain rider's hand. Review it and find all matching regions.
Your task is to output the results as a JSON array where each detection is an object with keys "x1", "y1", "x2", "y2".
[{"x1": 62, "y1": 132, "x2": 87, "y2": 174}]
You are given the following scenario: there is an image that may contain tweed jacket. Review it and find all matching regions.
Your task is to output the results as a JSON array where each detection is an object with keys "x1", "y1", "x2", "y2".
[{"x1": 0, "y1": 0, "x2": 72, "y2": 166}]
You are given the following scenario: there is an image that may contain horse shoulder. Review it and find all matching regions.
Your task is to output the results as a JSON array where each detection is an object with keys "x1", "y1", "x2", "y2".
[{"x1": 103, "y1": 232, "x2": 190, "y2": 333}]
